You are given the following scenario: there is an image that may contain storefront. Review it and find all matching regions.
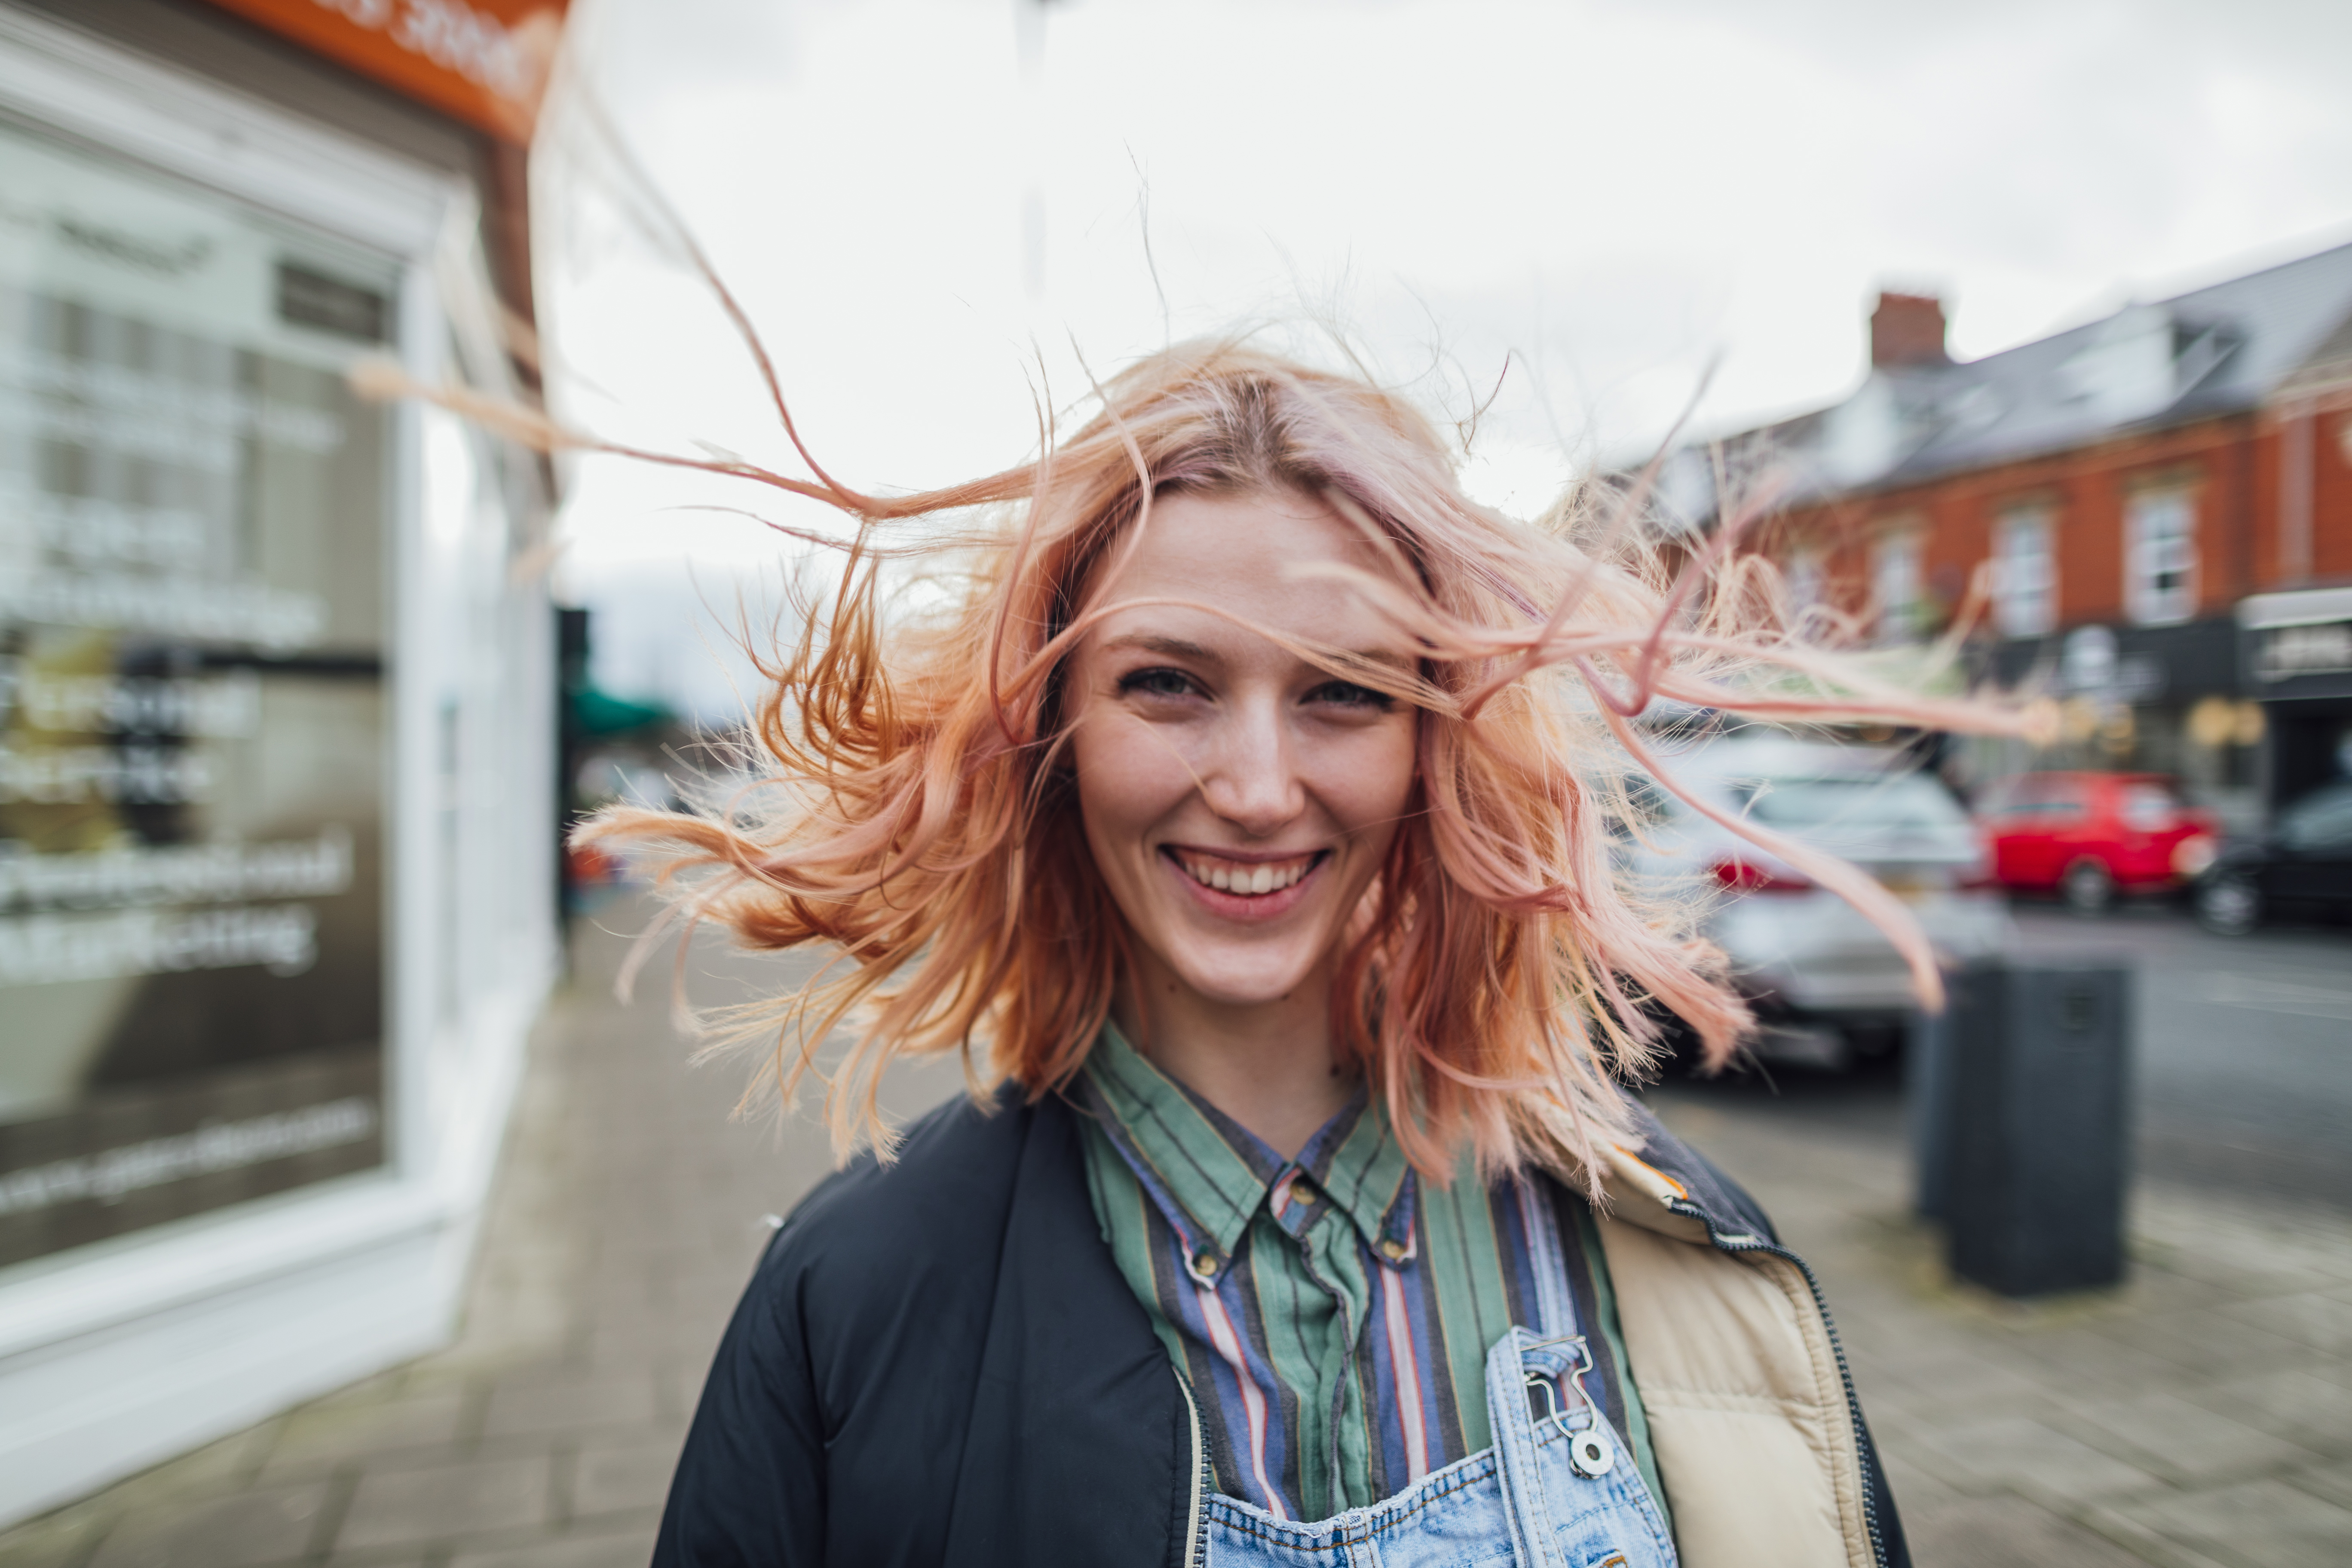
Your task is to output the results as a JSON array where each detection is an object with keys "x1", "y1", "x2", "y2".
[
  {"x1": 2242, "y1": 585, "x2": 2352, "y2": 813},
  {"x1": 0, "y1": 0, "x2": 560, "y2": 1525},
  {"x1": 1981, "y1": 615, "x2": 2263, "y2": 827}
]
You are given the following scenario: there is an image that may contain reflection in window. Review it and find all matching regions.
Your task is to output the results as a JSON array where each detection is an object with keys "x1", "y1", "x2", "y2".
[
  {"x1": 2118, "y1": 782, "x2": 2184, "y2": 831},
  {"x1": 1735, "y1": 774, "x2": 1967, "y2": 832},
  {"x1": 2280, "y1": 783, "x2": 2352, "y2": 851}
]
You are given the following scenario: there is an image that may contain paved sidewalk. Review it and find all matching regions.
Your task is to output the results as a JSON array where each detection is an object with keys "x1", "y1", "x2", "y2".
[{"x1": 3, "y1": 907, "x2": 2346, "y2": 1567}]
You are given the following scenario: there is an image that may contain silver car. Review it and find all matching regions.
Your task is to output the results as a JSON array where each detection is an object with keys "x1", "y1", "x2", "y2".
[{"x1": 1618, "y1": 732, "x2": 2010, "y2": 1069}]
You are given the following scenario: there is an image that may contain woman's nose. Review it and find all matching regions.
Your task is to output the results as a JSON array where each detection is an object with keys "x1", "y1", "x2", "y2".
[{"x1": 1201, "y1": 698, "x2": 1302, "y2": 833}]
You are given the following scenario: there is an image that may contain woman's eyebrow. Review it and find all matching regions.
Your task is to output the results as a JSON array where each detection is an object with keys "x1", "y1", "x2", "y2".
[
  {"x1": 1102, "y1": 634, "x2": 1409, "y2": 672},
  {"x1": 1103, "y1": 634, "x2": 1217, "y2": 661}
]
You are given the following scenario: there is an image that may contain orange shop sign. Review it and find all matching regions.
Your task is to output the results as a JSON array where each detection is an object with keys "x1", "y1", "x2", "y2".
[{"x1": 202, "y1": 0, "x2": 566, "y2": 141}]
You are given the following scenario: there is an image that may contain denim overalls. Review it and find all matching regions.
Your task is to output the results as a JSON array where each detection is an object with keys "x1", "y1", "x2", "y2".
[{"x1": 1200, "y1": 1323, "x2": 1678, "y2": 1567}]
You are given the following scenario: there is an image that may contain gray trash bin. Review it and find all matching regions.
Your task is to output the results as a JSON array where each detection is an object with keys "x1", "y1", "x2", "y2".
[
  {"x1": 1915, "y1": 959, "x2": 2132, "y2": 1297},
  {"x1": 1906, "y1": 999, "x2": 1956, "y2": 1223}
]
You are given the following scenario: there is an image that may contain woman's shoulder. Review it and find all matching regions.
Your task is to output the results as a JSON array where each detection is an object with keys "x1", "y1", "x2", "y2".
[
  {"x1": 750, "y1": 1084, "x2": 1046, "y2": 1309},
  {"x1": 1601, "y1": 1096, "x2": 1779, "y2": 1245}
]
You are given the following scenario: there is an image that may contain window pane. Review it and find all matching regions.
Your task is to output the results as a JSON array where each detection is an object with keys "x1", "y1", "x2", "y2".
[
  {"x1": 2281, "y1": 784, "x2": 2352, "y2": 851},
  {"x1": 0, "y1": 121, "x2": 392, "y2": 1267},
  {"x1": 2119, "y1": 782, "x2": 2182, "y2": 830},
  {"x1": 2127, "y1": 490, "x2": 2196, "y2": 626},
  {"x1": 1995, "y1": 510, "x2": 2054, "y2": 637},
  {"x1": 1740, "y1": 775, "x2": 1968, "y2": 831}
]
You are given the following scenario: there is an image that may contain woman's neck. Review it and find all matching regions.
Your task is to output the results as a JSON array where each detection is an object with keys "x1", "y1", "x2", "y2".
[{"x1": 1115, "y1": 952, "x2": 1355, "y2": 1162}]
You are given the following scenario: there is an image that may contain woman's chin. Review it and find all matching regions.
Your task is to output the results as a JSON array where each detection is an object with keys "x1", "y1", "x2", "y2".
[{"x1": 1158, "y1": 942, "x2": 1327, "y2": 1012}]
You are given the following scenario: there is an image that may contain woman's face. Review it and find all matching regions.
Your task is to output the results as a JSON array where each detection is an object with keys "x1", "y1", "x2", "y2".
[{"x1": 1064, "y1": 488, "x2": 1421, "y2": 1016}]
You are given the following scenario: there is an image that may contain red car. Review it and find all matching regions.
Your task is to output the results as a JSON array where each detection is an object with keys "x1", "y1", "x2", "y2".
[{"x1": 1976, "y1": 771, "x2": 2220, "y2": 912}]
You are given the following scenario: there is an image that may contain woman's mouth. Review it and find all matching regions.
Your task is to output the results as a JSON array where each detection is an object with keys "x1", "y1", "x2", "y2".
[{"x1": 1166, "y1": 848, "x2": 1322, "y2": 899}]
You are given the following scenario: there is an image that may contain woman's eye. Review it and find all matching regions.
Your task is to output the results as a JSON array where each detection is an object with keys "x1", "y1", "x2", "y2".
[
  {"x1": 1118, "y1": 668, "x2": 1197, "y2": 699},
  {"x1": 1307, "y1": 680, "x2": 1393, "y2": 711}
]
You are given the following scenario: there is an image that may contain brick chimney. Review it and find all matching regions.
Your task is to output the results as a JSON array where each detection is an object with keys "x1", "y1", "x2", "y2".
[{"x1": 1871, "y1": 291, "x2": 1950, "y2": 369}]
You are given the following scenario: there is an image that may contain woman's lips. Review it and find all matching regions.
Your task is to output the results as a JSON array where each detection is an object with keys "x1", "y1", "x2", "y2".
[{"x1": 1161, "y1": 847, "x2": 1326, "y2": 921}]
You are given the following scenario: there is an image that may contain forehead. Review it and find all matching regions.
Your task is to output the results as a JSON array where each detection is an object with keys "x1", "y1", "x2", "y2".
[{"x1": 1086, "y1": 488, "x2": 1409, "y2": 654}]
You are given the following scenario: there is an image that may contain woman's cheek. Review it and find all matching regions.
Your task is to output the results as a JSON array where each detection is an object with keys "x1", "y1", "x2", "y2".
[
  {"x1": 1091, "y1": 723, "x2": 1194, "y2": 829},
  {"x1": 1320, "y1": 722, "x2": 1418, "y2": 828}
]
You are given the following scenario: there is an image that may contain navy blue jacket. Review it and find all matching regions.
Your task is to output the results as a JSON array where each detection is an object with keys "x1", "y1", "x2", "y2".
[{"x1": 652, "y1": 1088, "x2": 1909, "y2": 1567}]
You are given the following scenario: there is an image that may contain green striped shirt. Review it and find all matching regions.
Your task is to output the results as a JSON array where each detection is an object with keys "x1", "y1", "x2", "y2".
[{"x1": 1076, "y1": 1023, "x2": 1665, "y2": 1523}]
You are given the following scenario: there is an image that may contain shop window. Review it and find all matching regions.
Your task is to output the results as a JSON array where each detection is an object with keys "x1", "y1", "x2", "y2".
[
  {"x1": 1993, "y1": 508, "x2": 2055, "y2": 638},
  {"x1": 2125, "y1": 489, "x2": 2197, "y2": 626},
  {"x1": 0, "y1": 119, "x2": 393, "y2": 1267},
  {"x1": 1873, "y1": 533, "x2": 1922, "y2": 644}
]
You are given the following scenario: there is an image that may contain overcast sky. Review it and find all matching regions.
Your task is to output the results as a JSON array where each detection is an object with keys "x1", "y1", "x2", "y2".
[{"x1": 537, "y1": 0, "x2": 2352, "y2": 713}]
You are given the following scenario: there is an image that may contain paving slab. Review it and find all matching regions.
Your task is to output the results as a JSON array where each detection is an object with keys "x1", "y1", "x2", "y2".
[
  {"x1": 2055, "y1": 1389, "x2": 2320, "y2": 1488},
  {"x1": 334, "y1": 1458, "x2": 551, "y2": 1552},
  {"x1": 2187, "y1": 1366, "x2": 2352, "y2": 1450},
  {"x1": 478, "y1": 1375, "x2": 663, "y2": 1443},
  {"x1": 84, "y1": 1485, "x2": 332, "y2": 1568},
  {"x1": 2222, "y1": 1290, "x2": 2352, "y2": 1354},
  {"x1": 444, "y1": 1531, "x2": 653, "y2": 1568},
  {"x1": 568, "y1": 1444, "x2": 679, "y2": 1522},
  {"x1": 2106, "y1": 1476, "x2": 2352, "y2": 1568},
  {"x1": 1891, "y1": 1492, "x2": 2154, "y2": 1568},
  {"x1": 2289, "y1": 1457, "x2": 2352, "y2": 1511},
  {"x1": 257, "y1": 1397, "x2": 473, "y2": 1485},
  {"x1": 1907, "y1": 1415, "x2": 2166, "y2": 1501}
]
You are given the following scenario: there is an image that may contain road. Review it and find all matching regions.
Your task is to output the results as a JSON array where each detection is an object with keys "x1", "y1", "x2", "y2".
[{"x1": 1653, "y1": 903, "x2": 2352, "y2": 1215}]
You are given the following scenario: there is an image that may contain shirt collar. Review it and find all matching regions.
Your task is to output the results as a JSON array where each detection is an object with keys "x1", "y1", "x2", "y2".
[{"x1": 1079, "y1": 1021, "x2": 1417, "y2": 1283}]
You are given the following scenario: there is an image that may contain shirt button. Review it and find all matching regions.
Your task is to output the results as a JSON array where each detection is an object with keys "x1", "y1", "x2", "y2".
[
  {"x1": 1378, "y1": 1237, "x2": 1410, "y2": 1263},
  {"x1": 1191, "y1": 1249, "x2": 1219, "y2": 1280}
]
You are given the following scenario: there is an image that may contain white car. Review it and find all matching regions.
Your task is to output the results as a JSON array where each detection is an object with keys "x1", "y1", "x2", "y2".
[{"x1": 1617, "y1": 733, "x2": 2010, "y2": 1069}]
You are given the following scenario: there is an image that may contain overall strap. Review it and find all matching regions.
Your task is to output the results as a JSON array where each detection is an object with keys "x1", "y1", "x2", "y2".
[{"x1": 1483, "y1": 1327, "x2": 1567, "y2": 1568}]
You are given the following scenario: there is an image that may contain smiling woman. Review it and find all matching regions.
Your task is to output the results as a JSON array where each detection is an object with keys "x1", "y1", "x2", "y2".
[
  {"x1": 1066, "y1": 490, "x2": 1422, "y2": 1156},
  {"x1": 441, "y1": 335, "x2": 2028, "y2": 1567}
]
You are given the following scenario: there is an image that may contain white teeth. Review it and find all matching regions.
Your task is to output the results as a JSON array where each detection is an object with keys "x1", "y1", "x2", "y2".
[{"x1": 1176, "y1": 852, "x2": 1314, "y2": 897}]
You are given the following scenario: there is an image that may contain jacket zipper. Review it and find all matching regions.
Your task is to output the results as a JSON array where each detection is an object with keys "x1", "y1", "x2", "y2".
[
  {"x1": 1173, "y1": 1367, "x2": 1209, "y2": 1568},
  {"x1": 1671, "y1": 1203, "x2": 1889, "y2": 1568}
]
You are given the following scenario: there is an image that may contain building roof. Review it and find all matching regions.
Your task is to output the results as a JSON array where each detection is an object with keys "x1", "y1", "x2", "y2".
[{"x1": 1656, "y1": 236, "x2": 2352, "y2": 528}]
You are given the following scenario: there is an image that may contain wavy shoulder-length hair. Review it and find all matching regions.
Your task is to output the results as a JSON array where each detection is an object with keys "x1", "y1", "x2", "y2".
[{"x1": 368, "y1": 328, "x2": 2024, "y2": 1187}]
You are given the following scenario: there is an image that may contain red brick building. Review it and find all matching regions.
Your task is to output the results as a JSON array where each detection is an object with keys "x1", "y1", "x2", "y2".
[{"x1": 1659, "y1": 240, "x2": 2352, "y2": 827}]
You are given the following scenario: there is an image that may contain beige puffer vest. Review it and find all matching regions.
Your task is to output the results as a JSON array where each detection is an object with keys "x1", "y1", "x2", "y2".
[{"x1": 1595, "y1": 1144, "x2": 1888, "y2": 1568}]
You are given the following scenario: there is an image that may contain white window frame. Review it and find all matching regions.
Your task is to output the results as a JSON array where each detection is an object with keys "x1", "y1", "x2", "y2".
[
  {"x1": 2125, "y1": 487, "x2": 2198, "y2": 627},
  {"x1": 1993, "y1": 507, "x2": 2056, "y2": 639}
]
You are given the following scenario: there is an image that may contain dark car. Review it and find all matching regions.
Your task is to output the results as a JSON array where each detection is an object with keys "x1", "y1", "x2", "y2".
[{"x1": 2196, "y1": 781, "x2": 2352, "y2": 934}]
